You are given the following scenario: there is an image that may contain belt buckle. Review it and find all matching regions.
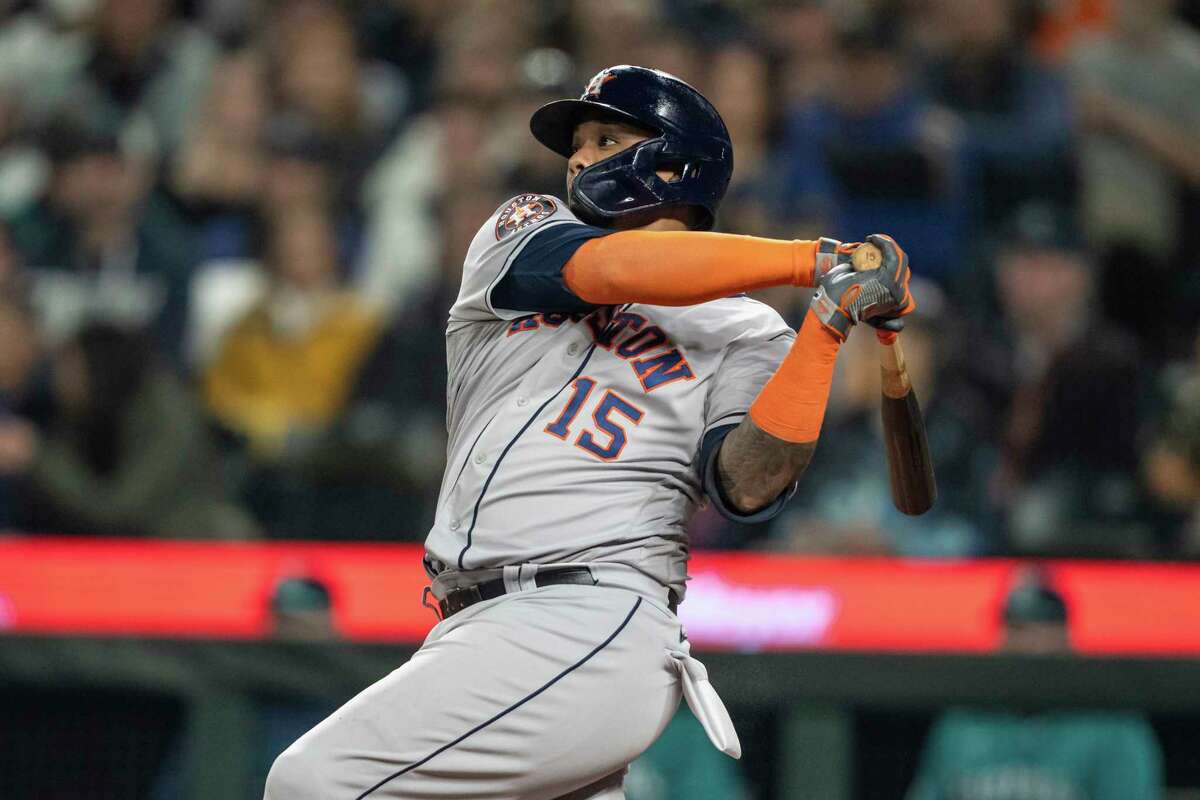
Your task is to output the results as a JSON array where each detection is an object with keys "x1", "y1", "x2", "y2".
[{"x1": 440, "y1": 585, "x2": 483, "y2": 618}]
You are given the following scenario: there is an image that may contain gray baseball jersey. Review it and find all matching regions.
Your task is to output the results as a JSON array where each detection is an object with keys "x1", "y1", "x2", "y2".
[
  {"x1": 265, "y1": 194, "x2": 788, "y2": 799},
  {"x1": 424, "y1": 194, "x2": 796, "y2": 599}
]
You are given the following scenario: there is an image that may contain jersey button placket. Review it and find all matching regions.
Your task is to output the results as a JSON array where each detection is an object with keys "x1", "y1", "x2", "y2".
[
  {"x1": 516, "y1": 396, "x2": 529, "y2": 407},
  {"x1": 566, "y1": 342, "x2": 579, "y2": 356}
]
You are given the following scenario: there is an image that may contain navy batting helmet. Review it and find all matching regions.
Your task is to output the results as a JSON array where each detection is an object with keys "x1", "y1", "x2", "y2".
[{"x1": 530, "y1": 65, "x2": 733, "y2": 231}]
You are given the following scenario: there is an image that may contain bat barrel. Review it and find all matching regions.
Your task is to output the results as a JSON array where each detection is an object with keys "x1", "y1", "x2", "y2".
[{"x1": 881, "y1": 390, "x2": 937, "y2": 516}]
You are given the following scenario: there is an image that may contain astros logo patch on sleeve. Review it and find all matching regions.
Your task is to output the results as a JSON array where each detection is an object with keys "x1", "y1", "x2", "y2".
[{"x1": 495, "y1": 194, "x2": 557, "y2": 240}]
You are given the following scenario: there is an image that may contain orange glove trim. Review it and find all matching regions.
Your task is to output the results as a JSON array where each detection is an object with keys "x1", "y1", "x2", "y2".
[
  {"x1": 748, "y1": 309, "x2": 842, "y2": 444},
  {"x1": 563, "y1": 231, "x2": 818, "y2": 305}
]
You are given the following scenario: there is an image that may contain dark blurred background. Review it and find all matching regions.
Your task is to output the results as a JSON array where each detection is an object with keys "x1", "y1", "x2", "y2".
[{"x1": 1, "y1": 0, "x2": 1199, "y2": 797}]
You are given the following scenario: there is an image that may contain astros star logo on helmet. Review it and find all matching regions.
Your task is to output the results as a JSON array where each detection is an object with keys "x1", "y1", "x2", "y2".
[{"x1": 582, "y1": 71, "x2": 617, "y2": 99}]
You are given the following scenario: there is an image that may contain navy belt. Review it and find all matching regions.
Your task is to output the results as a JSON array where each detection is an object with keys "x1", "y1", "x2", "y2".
[{"x1": 437, "y1": 567, "x2": 678, "y2": 619}]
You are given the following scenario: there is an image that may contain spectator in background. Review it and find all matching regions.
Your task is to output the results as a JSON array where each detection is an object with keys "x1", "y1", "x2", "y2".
[
  {"x1": 354, "y1": 0, "x2": 442, "y2": 114},
  {"x1": 775, "y1": 14, "x2": 965, "y2": 283},
  {"x1": 907, "y1": 568, "x2": 1163, "y2": 799},
  {"x1": 266, "y1": 194, "x2": 457, "y2": 540},
  {"x1": 431, "y1": 0, "x2": 529, "y2": 101},
  {"x1": 765, "y1": 280, "x2": 992, "y2": 557},
  {"x1": 173, "y1": 48, "x2": 268, "y2": 261},
  {"x1": 0, "y1": 270, "x2": 52, "y2": 429},
  {"x1": 0, "y1": 218, "x2": 22, "y2": 292},
  {"x1": 633, "y1": 29, "x2": 703, "y2": 88},
  {"x1": 268, "y1": 186, "x2": 505, "y2": 540},
  {"x1": 5, "y1": 118, "x2": 195, "y2": 360},
  {"x1": 259, "y1": 113, "x2": 364, "y2": 264},
  {"x1": 267, "y1": 0, "x2": 407, "y2": 209},
  {"x1": 488, "y1": 50, "x2": 578, "y2": 199},
  {"x1": 0, "y1": 83, "x2": 50, "y2": 219},
  {"x1": 1067, "y1": 0, "x2": 1200, "y2": 349},
  {"x1": 1143, "y1": 328, "x2": 1200, "y2": 556},
  {"x1": 0, "y1": 0, "x2": 91, "y2": 138},
  {"x1": 0, "y1": 0, "x2": 218, "y2": 161},
  {"x1": 183, "y1": 112, "x2": 343, "y2": 369},
  {"x1": 754, "y1": 1, "x2": 835, "y2": 108},
  {"x1": 987, "y1": 204, "x2": 1150, "y2": 557},
  {"x1": 708, "y1": 43, "x2": 771, "y2": 193},
  {"x1": 270, "y1": 575, "x2": 336, "y2": 641},
  {"x1": 1030, "y1": 0, "x2": 1111, "y2": 62},
  {"x1": 78, "y1": 0, "x2": 217, "y2": 159},
  {"x1": 0, "y1": 323, "x2": 256, "y2": 538},
  {"x1": 351, "y1": 1, "x2": 527, "y2": 315},
  {"x1": 705, "y1": 42, "x2": 781, "y2": 238},
  {"x1": 920, "y1": 0, "x2": 1074, "y2": 229},
  {"x1": 202, "y1": 204, "x2": 413, "y2": 538},
  {"x1": 567, "y1": 0, "x2": 656, "y2": 78},
  {"x1": 359, "y1": 74, "x2": 502, "y2": 313},
  {"x1": 184, "y1": 114, "x2": 354, "y2": 368},
  {"x1": 0, "y1": 290, "x2": 51, "y2": 531},
  {"x1": 203, "y1": 204, "x2": 383, "y2": 462}
]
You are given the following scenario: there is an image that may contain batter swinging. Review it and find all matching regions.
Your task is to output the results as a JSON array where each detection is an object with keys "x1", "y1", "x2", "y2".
[{"x1": 265, "y1": 65, "x2": 915, "y2": 800}]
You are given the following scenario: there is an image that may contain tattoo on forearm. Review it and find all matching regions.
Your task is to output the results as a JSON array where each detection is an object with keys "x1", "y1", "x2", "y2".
[{"x1": 716, "y1": 417, "x2": 815, "y2": 514}]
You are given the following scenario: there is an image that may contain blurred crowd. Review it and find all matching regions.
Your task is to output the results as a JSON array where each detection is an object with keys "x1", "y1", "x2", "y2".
[{"x1": 0, "y1": 0, "x2": 1198, "y2": 559}]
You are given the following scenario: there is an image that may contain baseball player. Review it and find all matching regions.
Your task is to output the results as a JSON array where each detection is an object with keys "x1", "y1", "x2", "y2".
[{"x1": 265, "y1": 65, "x2": 915, "y2": 799}]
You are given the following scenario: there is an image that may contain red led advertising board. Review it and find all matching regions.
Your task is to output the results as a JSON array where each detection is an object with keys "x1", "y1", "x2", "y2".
[{"x1": 0, "y1": 537, "x2": 1197, "y2": 655}]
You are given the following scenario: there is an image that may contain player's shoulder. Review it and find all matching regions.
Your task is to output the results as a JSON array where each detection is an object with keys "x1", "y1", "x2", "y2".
[
  {"x1": 462, "y1": 193, "x2": 582, "y2": 274},
  {"x1": 473, "y1": 193, "x2": 577, "y2": 245}
]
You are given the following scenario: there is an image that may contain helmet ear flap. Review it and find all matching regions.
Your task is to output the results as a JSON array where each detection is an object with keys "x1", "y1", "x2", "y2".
[
  {"x1": 569, "y1": 153, "x2": 720, "y2": 229},
  {"x1": 569, "y1": 138, "x2": 669, "y2": 228}
]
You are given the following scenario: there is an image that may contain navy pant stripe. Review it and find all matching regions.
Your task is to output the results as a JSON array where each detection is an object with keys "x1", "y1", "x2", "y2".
[{"x1": 356, "y1": 596, "x2": 643, "y2": 799}]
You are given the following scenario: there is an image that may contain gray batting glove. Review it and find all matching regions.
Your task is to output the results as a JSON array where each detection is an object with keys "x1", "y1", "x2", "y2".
[{"x1": 809, "y1": 235, "x2": 913, "y2": 341}]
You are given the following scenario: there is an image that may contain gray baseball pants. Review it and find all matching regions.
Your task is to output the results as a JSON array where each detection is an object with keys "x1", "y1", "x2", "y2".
[{"x1": 264, "y1": 584, "x2": 684, "y2": 799}]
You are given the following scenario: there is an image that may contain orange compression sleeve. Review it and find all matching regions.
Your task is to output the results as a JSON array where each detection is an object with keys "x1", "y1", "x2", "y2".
[
  {"x1": 562, "y1": 231, "x2": 818, "y2": 305},
  {"x1": 748, "y1": 309, "x2": 842, "y2": 444}
]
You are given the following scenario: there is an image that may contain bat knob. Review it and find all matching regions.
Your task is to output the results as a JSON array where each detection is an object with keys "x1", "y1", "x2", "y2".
[{"x1": 851, "y1": 243, "x2": 882, "y2": 272}]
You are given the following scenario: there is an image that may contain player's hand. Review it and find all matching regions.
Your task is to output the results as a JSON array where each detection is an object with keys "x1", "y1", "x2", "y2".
[
  {"x1": 867, "y1": 316, "x2": 904, "y2": 346},
  {"x1": 810, "y1": 234, "x2": 914, "y2": 341},
  {"x1": 863, "y1": 234, "x2": 916, "y2": 344}
]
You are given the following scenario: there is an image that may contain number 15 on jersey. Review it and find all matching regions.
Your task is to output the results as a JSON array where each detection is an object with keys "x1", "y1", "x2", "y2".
[{"x1": 545, "y1": 377, "x2": 645, "y2": 461}]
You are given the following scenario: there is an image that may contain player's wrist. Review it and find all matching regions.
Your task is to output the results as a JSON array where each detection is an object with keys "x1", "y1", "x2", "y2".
[
  {"x1": 793, "y1": 237, "x2": 857, "y2": 289},
  {"x1": 809, "y1": 285, "x2": 854, "y2": 342},
  {"x1": 791, "y1": 239, "x2": 818, "y2": 287},
  {"x1": 748, "y1": 309, "x2": 843, "y2": 443}
]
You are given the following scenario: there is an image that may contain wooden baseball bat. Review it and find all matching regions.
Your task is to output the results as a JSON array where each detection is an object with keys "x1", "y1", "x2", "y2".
[{"x1": 852, "y1": 243, "x2": 937, "y2": 516}]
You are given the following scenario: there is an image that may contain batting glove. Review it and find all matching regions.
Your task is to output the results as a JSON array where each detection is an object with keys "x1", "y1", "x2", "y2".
[{"x1": 810, "y1": 234, "x2": 914, "y2": 341}]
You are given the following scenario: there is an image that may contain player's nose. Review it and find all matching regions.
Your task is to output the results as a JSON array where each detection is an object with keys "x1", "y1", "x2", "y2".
[{"x1": 568, "y1": 143, "x2": 596, "y2": 180}]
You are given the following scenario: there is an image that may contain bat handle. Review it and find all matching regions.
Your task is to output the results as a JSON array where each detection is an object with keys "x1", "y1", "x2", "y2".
[{"x1": 880, "y1": 338, "x2": 911, "y2": 399}]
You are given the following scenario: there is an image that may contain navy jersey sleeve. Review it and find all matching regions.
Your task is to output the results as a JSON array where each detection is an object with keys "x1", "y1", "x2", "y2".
[
  {"x1": 490, "y1": 221, "x2": 610, "y2": 315},
  {"x1": 699, "y1": 423, "x2": 797, "y2": 523},
  {"x1": 450, "y1": 194, "x2": 612, "y2": 326}
]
